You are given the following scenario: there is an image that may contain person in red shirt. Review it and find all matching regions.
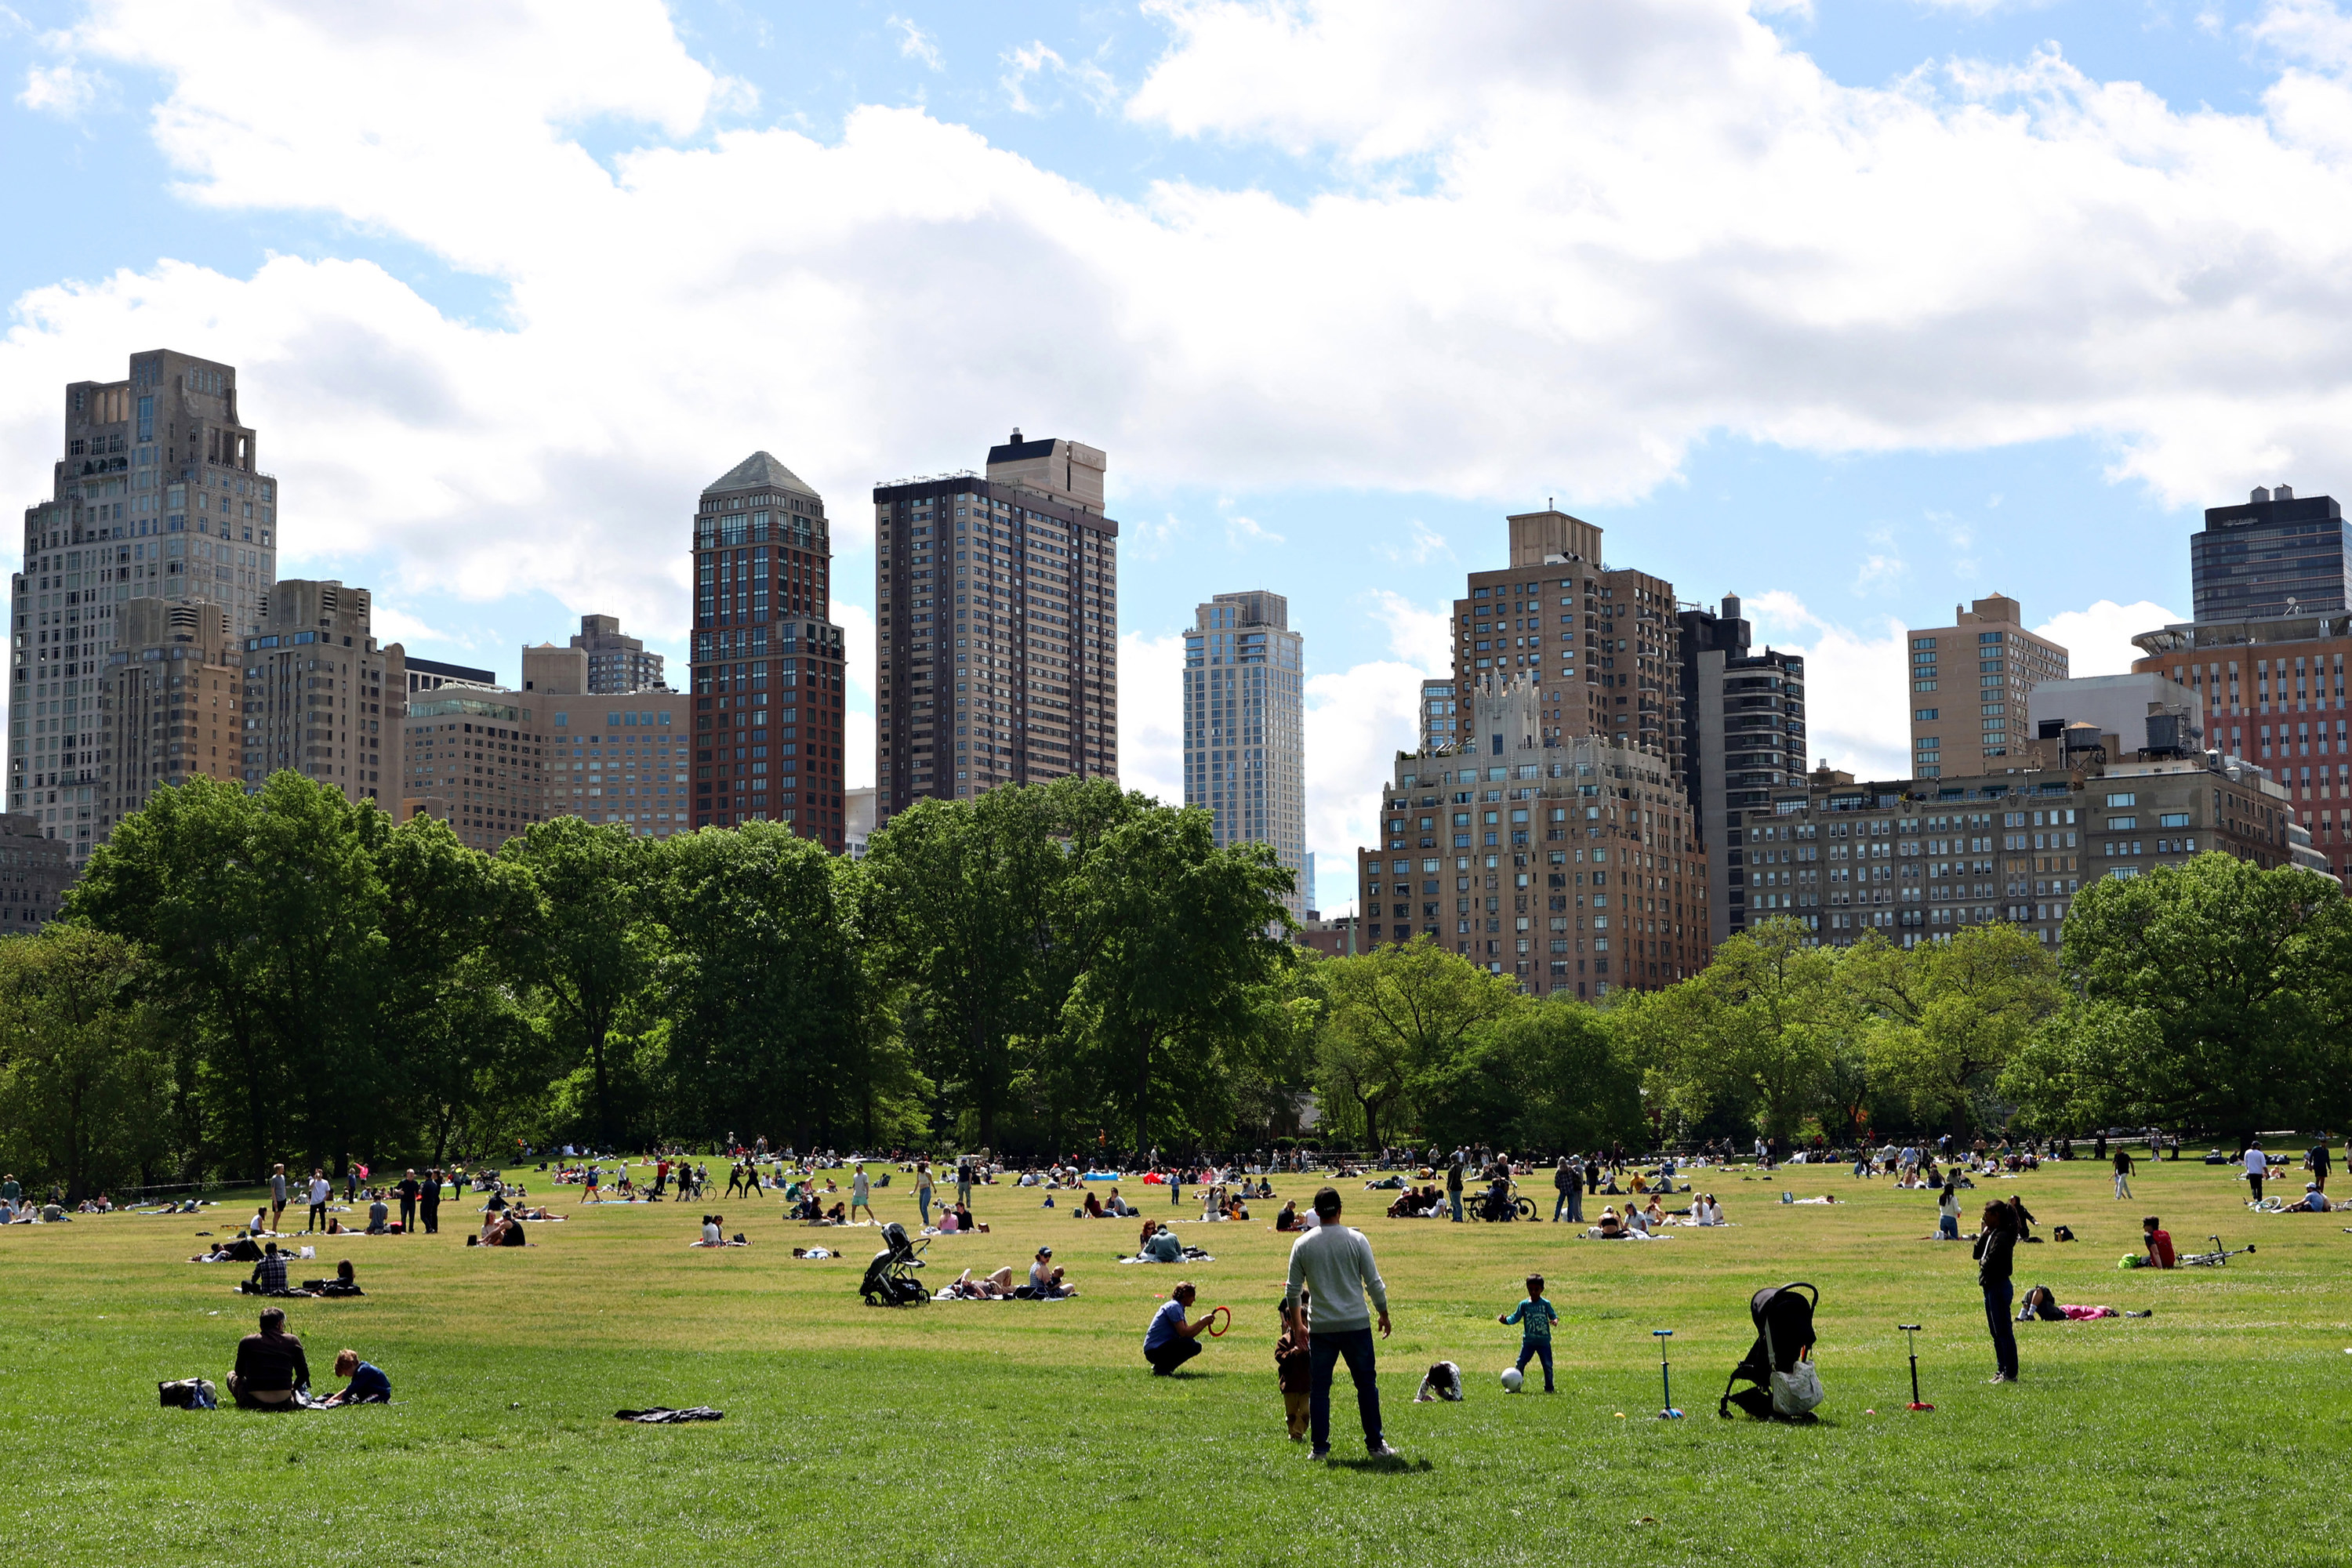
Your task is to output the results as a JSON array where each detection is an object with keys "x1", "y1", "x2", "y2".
[{"x1": 2142, "y1": 1215, "x2": 2176, "y2": 1269}]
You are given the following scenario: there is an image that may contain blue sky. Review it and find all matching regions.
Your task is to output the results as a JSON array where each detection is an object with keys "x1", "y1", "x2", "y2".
[{"x1": 4, "y1": 0, "x2": 2347, "y2": 912}]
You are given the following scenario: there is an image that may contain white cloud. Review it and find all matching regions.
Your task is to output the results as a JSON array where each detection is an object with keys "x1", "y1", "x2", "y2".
[
  {"x1": 1303, "y1": 658, "x2": 1427, "y2": 914},
  {"x1": 17, "y1": 60, "x2": 107, "y2": 116},
  {"x1": 1374, "y1": 518, "x2": 1452, "y2": 564},
  {"x1": 2034, "y1": 598, "x2": 2181, "y2": 677},
  {"x1": 1225, "y1": 512, "x2": 1284, "y2": 547},
  {"x1": 891, "y1": 16, "x2": 943, "y2": 71},
  {"x1": 373, "y1": 602, "x2": 465, "y2": 651},
  {"x1": 1745, "y1": 591, "x2": 1911, "y2": 779},
  {"x1": 1000, "y1": 40, "x2": 1116, "y2": 116},
  {"x1": 1363, "y1": 588, "x2": 1454, "y2": 673},
  {"x1": 1117, "y1": 628, "x2": 1187, "y2": 806}
]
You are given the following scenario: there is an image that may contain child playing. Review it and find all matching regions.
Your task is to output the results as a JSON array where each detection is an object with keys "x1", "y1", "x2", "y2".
[
  {"x1": 1275, "y1": 1289, "x2": 1312, "y2": 1440},
  {"x1": 1499, "y1": 1273, "x2": 1560, "y2": 1392}
]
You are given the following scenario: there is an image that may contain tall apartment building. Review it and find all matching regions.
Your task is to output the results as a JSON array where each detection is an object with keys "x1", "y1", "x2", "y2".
[
  {"x1": 571, "y1": 613, "x2": 666, "y2": 692},
  {"x1": 0, "y1": 814, "x2": 70, "y2": 931},
  {"x1": 2192, "y1": 486, "x2": 2352, "y2": 623},
  {"x1": 107, "y1": 598, "x2": 245, "y2": 820},
  {"x1": 241, "y1": 580, "x2": 402, "y2": 808},
  {"x1": 1356, "y1": 670, "x2": 1705, "y2": 998},
  {"x1": 399, "y1": 678, "x2": 568, "y2": 851},
  {"x1": 2133, "y1": 604, "x2": 2352, "y2": 881},
  {"x1": 1450, "y1": 507, "x2": 1685, "y2": 773},
  {"x1": 873, "y1": 431, "x2": 1119, "y2": 826},
  {"x1": 9, "y1": 350, "x2": 279, "y2": 861},
  {"x1": 1181, "y1": 590, "x2": 1305, "y2": 919},
  {"x1": 520, "y1": 641, "x2": 692, "y2": 838},
  {"x1": 689, "y1": 453, "x2": 847, "y2": 849},
  {"x1": 1905, "y1": 596, "x2": 2068, "y2": 777},
  {"x1": 407, "y1": 655, "x2": 494, "y2": 695},
  {"x1": 1677, "y1": 593, "x2": 1807, "y2": 948}
]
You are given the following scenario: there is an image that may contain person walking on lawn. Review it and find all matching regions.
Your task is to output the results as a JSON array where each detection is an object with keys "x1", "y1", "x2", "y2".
[{"x1": 1284, "y1": 1186, "x2": 1399, "y2": 1461}]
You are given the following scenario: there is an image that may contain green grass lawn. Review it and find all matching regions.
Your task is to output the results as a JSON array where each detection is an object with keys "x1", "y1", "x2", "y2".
[{"x1": 1, "y1": 1155, "x2": 2347, "y2": 1566}]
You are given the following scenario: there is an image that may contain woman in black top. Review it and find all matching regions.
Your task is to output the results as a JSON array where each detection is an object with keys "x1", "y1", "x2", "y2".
[{"x1": 1973, "y1": 1202, "x2": 2020, "y2": 1383}]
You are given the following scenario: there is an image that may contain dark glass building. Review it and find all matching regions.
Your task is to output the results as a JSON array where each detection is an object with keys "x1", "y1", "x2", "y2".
[{"x1": 2192, "y1": 486, "x2": 2352, "y2": 623}]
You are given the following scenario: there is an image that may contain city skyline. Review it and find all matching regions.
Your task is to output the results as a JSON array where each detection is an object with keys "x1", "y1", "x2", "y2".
[{"x1": 13, "y1": 4, "x2": 2352, "y2": 910}]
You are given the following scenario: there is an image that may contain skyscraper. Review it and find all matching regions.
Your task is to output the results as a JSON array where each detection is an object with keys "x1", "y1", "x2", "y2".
[
  {"x1": 2192, "y1": 486, "x2": 2352, "y2": 624},
  {"x1": 688, "y1": 453, "x2": 848, "y2": 848},
  {"x1": 1182, "y1": 590, "x2": 1305, "y2": 919},
  {"x1": 571, "y1": 613, "x2": 666, "y2": 693},
  {"x1": 1904, "y1": 596, "x2": 2068, "y2": 777},
  {"x1": 872, "y1": 431, "x2": 1119, "y2": 825},
  {"x1": 1677, "y1": 593, "x2": 1806, "y2": 948},
  {"x1": 241, "y1": 580, "x2": 403, "y2": 808},
  {"x1": 12, "y1": 350, "x2": 279, "y2": 861}
]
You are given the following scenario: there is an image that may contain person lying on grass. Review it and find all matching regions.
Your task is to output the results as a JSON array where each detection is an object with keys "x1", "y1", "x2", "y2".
[
  {"x1": 2016, "y1": 1286, "x2": 2118, "y2": 1322},
  {"x1": 942, "y1": 1266, "x2": 1017, "y2": 1298},
  {"x1": 316, "y1": 1349, "x2": 392, "y2": 1406}
]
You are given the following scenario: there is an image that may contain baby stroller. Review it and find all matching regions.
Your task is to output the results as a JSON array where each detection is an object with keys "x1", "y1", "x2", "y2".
[
  {"x1": 1719, "y1": 1282, "x2": 1822, "y2": 1421},
  {"x1": 859, "y1": 1222, "x2": 928, "y2": 1307}
]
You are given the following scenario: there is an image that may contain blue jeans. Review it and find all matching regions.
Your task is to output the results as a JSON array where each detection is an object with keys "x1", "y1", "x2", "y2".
[
  {"x1": 1984, "y1": 1282, "x2": 2018, "y2": 1378},
  {"x1": 1308, "y1": 1327, "x2": 1385, "y2": 1452},
  {"x1": 1448, "y1": 1191, "x2": 1463, "y2": 1222},
  {"x1": 1552, "y1": 1189, "x2": 1570, "y2": 1221},
  {"x1": 917, "y1": 1190, "x2": 931, "y2": 1224},
  {"x1": 1515, "y1": 1339, "x2": 1554, "y2": 1391},
  {"x1": 1939, "y1": 1213, "x2": 1959, "y2": 1240}
]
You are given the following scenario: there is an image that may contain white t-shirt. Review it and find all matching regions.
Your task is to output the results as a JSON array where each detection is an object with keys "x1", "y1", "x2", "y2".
[
  {"x1": 2245, "y1": 1149, "x2": 2269, "y2": 1175},
  {"x1": 702, "y1": 1221, "x2": 721, "y2": 1244},
  {"x1": 309, "y1": 1178, "x2": 329, "y2": 1204}
]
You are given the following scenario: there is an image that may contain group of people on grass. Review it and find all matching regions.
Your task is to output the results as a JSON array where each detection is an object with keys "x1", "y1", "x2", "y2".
[{"x1": 225, "y1": 1306, "x2": 390, "y2": 1410}]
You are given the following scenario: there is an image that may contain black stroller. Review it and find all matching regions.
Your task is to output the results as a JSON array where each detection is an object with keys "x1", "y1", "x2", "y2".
[
  {"x1": 859, "y1": 1222, "x2": 929, "y2": 1307},
  {"x1": 1719, "y1": 1282, "x2": 1820, "y2": 1421}
]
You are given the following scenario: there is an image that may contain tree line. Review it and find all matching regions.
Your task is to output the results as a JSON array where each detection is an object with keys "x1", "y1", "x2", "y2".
[{"x1": 0, "y1": 771, "x2": 2341, "y2": 1200}]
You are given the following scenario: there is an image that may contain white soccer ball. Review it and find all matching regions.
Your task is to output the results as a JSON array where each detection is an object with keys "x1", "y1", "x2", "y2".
[{"x1": 1500, "y1": 1367, "x2": 1525, "y2": 1392}]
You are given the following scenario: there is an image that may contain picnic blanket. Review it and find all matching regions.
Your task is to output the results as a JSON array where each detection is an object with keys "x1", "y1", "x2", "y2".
[{"x1": 615, "y1": 1406, "x2": 725, "y2": 1423}]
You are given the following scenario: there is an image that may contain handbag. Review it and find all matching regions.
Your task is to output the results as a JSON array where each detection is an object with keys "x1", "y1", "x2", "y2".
[{"x1": 1763, "y1": 1321, "x2": 1824, "y2": 1418}]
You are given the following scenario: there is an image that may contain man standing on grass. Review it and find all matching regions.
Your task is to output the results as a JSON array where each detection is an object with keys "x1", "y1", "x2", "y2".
[
  {"x1": 306, "y1": 1170, "x2": 329, "y2": 1232},
  {"x1": 1284, "y1": 1186, "x2": 1399, "y2": 1461},
  {"x1": 397, "y1": 1170, "x2": 421, "y2": 1234},
  {"x1": 2307, "y1": 1138, "x2": 2332, "y2": 1196},
  {"x1": 420, "y1": 1169, "x2": 442, "y2": 1235},
  {"x1": 2245, "y1": 1142, "x2": 2269, "y2": 1204},
  {"x1": 269, "y1": 1163, "x2": 289, "y2": 1231}
]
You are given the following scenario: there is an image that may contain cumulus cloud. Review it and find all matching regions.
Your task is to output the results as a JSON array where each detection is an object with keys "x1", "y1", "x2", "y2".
[
  {"x1": 13, "y1": 0, "x2": 2352, "y2": 797},
  {"x1": 1304, "y1": 658, "x2": 1426, "y2": 915},
  {"x1": 17, "y1": 60, "x2": 107, "y2": 116},
  {"x1": 891, "y1": 16, "x2": 944, "y2": 71},
  {"x1": 372, "y1": 601, "x2": 466, "y2": 652},
  {"x1": 2034, "y1": 597, "x2": 2183, "y2": 677},
  {"x1": 1746, "y1": 591, "x2": 1911, "y2": 779},
  {"x1": 1225, "y1": 512, "x2": 1284, "y2": 547},
  {"x1": 1117, "y1": 628, "x2": 1187, "y2": 805}
]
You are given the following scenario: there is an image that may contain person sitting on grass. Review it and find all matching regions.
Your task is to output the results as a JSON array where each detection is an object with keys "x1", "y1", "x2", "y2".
[
  {"x1": 318, "y1": 1260, "x2": 363, "y2": 1297},
  {"x1": 1143, "y1": 1279, "x2": 1213, "y2": 1374},
  {"x1": 1082, "y1": 1189, "x2": 1107, "y2": 1220},
  {"x1": 1276, "y1": 1199, "x2": 1305, "y2": 1232},
  {"x1": 316, "y1": 1349, "x2": 392, "y2": 1406},
  {"x1": 1105, "y1": 1188, "x2": 1134, "y2": 1218},
  {"x1": 365, "y1": 1193, "x2": 389, "y2": 1234},
  {"x1": 693, "y1": 1214, "x2": 731, "y2": 1246},
  {"x1": 1028, "y1": 1246, "x2": 1076, "y2": 1298},
  {"x1": 2286, "y1": 1183, "x2": 2336, "y2": 1212},
  {"x1": 1592, "y1": 1207, "x2": 1625, "y2": 1239},
  {"x1": 227, "y1": 1306, "x2": 309, "y2": 1409},
  {"x1": 1142, "y1": 1224, "x2": 1184, "y2": 1263},
  {"x1": 246, "y1": 1242, "x2": 290, "y2": 1294},
  {"x1": 1694, "y1": 1194, "x2": 1726, "y2": 1225}
]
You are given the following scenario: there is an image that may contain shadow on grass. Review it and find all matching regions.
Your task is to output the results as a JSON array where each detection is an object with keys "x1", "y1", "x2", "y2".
[{"x1": 1327, "y1": 1454, "x2": 1434, "y2": 1473}]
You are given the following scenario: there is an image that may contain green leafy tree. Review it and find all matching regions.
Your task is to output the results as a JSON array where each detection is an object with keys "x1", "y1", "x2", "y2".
[
  {"x1": 2007, "y1": 853, "x2": 2352, "y2": 1134},
  {"x1": 1313, "y1": 936, "x2": 1522, "y2": 1151},
  {"x1": 1419, "y1": 994, "x2": 1641, "y2": 1154},
  {"x1": 497, "y1": 818, "x2": 663, "y2": 1149},
  {"x1": 1848, "y1": 923, "x2": 2062, "y2": 1134},
  {"x1": 1622, "y1": 917, "x2": 1851, "y2": 1142},
  {"x1": 0, "y1": 926, "x2": 173, "y2": 1200}
]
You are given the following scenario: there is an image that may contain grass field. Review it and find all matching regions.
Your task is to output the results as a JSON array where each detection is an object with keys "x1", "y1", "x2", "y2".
[{"x1": 1, "y1": 1154, "x2": 2347, "y2": 1566}]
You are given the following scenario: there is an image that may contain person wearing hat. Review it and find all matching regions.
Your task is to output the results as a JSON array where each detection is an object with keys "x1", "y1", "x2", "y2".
[{"x1": 1028, "y1": 1246, "x2": 1076, "y2": 1298}]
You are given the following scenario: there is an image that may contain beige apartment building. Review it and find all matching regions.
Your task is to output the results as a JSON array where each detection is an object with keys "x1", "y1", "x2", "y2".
[
  {"x1": 524, "y1": 641, "x2": 693, "y2": 837},
  {"x1": 106, "y1": 597, "x2": 245, "y2": 816},
  {"x1": 1905, "y1": 596, "x2": 2069, "y2": 777},
  {"x1": 241, "y1": 579, "x2": 403, "y2": 808}
]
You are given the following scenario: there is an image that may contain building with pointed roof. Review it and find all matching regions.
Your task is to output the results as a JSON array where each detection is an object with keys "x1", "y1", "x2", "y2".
[{"x1": 688, "y1": 452, "x2": 847, "y2": 849}]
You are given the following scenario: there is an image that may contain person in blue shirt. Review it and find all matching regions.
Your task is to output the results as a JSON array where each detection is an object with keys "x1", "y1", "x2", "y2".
[
  {"x1": 1499, "y1": 1274, "x2": 1560, "y2": 1392},
  {"x1": 1143, "y1": 1281, "x2": 1214, "y2": 1375},
  {"x1": 319, "y1": 1349, "x2": 391, "y2": 1406}
]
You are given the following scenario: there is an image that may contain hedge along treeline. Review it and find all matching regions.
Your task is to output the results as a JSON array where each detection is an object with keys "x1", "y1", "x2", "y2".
[{"x1": 0, "y1": 771, "x2": 1305, "y2": 1198}]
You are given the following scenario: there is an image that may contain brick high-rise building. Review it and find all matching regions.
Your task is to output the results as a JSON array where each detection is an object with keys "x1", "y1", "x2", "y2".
[
  {"x1": 9, "y1": 350, "x2": 279, "y2": 862},
  {"x1": 1182, "y1": 590, "x2": 1305, "y2": 920},
  {"x1": 571, "y1": 613, "x2": 666, "y2": 693},
  {"x1": 1904, "y1": 595, "x2": 2068, "y2": 777},
  {"x1": 689, "y1": 453, "x2": 847, "y2": 848},
  {"x1": 241, "y1": 580, "x2": 402, "y2": 808},
  {"x1": 873, "y1": 431, "x2": 1119, "y2": 826}
]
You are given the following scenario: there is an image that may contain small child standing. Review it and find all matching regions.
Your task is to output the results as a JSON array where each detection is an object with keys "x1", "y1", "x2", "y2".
[
  {"x1": 1275, "y1": 1290, "x2": 1312, "y2": 1439},
  {"x1": 1500, "y1": 1274, "x2": 1560, "y2": 1392}
]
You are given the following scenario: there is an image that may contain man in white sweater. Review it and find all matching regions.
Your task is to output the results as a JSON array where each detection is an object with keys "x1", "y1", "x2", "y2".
[{"x1": 1284, "y1": 1187, "x2": 1399, "y2": 1461}]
